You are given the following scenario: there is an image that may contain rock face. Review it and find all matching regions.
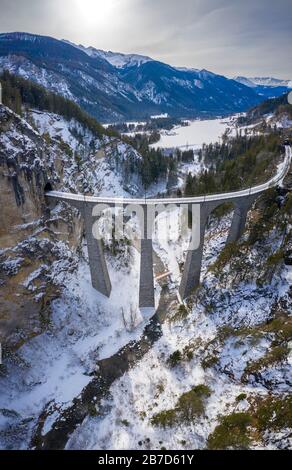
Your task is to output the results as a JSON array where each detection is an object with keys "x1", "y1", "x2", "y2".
[
  {"x1": 0, "y1": 104, "x2": 142, "y2": 348},
  {"x1": 0, "y1": 107, "x2": 52, "y2": 241},
  {"x1": 0, "y1": 105, "x2": 78, "y2": 347}
]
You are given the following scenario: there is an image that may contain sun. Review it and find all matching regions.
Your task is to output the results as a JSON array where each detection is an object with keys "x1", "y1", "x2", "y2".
[{"x1": 74, "y1": 0, "x2": 116, "y2": 25}]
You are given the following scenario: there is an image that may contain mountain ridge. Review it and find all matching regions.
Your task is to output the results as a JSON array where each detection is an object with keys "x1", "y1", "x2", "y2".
[
  {"x1": 233, "y1": 75, "x2": 291, "y2": 101},
  {"x1": 0, "y1": 31, "x2": 283, "y2": 122}
]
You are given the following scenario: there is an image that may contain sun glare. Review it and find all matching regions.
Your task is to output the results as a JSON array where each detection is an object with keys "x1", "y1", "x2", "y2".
[{"x1": 74, "y1": 0, "x2": 116, "y2": 26}]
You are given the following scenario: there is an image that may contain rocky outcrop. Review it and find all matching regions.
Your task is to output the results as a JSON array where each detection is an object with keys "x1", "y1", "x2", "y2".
[
  {"x1": 0, "y1": 101, "x2": 147, "y2": 349},
  {"x1": 0, "y1": 106, "x2": 82, "y2": 347}
]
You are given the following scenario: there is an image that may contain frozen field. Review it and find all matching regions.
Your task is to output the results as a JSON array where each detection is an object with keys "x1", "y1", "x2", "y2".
[{"x1": 151, "y1": 117, "x2": 233, "y2": 150}]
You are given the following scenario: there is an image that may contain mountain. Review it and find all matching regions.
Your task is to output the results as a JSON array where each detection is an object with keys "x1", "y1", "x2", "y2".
[
  {"x1": 0, "y1": 32, "x2": 262, "y2": 122},
  {"x1": 237, "y1": 91, "x2": 292, "y2": 127},
  {"x1": 234, "y1": 76, "x2": 291, "y2": 88},
  {"x1": 64, "y1": 40, "x2": 152, "y2": 68},
  {"x1": 233, "y1": 75, "x2": 291, "y2": 100}
]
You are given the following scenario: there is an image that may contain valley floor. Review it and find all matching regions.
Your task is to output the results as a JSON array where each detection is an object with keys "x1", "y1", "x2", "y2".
[
  {"x1": 1, "y1": 210, "x2": 291, "y2": 450},
  {"x1": 0, "y1": 103, "x2": 291, "y2": 450}
]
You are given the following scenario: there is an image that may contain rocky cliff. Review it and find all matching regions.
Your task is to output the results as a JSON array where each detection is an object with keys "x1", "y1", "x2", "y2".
[{"x1": 0, "y1": 104, "x2": 142, "y2": 348}]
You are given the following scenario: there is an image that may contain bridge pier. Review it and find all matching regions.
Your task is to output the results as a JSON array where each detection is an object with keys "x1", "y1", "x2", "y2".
[
  {"x1": 84, "y1": 205, "x2": 112, "y2": 297},
  {"x1": 179, "y1": 206, "x2": 210, "y2": 300},
  {"x1": 139, "y1": 206, "x2": 155, "y2": 312},
  {"x1": 179, "y1": 196, "x2": 257, "y2": 300},
  {"x1": 227, "y1": 198, "x2": 254, "y2": 243}
]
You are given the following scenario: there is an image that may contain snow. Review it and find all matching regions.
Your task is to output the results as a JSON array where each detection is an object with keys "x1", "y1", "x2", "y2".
[
  {"x1": 219, "y1": 336, "x2": 270, "y2": 381},
  {"x1": 152, "y1": 207, "x2": 191, "y2": 286},
  {"x1": 150, "y1": 117, "x2": 233, "y2": 150},
  {"x1": 23, "y1": 108, "x2": 143, "y2": 198},
  {"x1": 234, "y1": 76, "x2": 291, "y2": 88},
  {"x1": 1, "y1": 257, "x2": 24, "y2": 276},
  {"x1": 0, "y1": 99, "x2": 291, "y2": 450},
  {"x1": 0, "y1": 241, "x2": 161, "y2": 449},
  {"x1": 65, "y1": 40, "x2": 152, "y2": 69},
  {"x1": 65, "y1": 210, "x2": 292, "y2": 451},
  {"x1": 65, "y1": 303, "x2": 254, "y2": 450},
  {"x1": 248, "y1": 77, "x2": 291, "y2": 88}
]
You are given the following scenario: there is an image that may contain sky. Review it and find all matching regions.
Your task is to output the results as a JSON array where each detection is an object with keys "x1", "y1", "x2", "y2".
[{"x1": 0, "y1": 0, "x2": 291, "y2": 78}]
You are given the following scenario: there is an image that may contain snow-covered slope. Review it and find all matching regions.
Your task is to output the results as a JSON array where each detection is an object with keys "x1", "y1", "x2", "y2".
[
  {"x1": 233, "y1": 76, "x2": 291, "y2": 100},
  {"x1": 0, "y1": 102, "x2": 160, "y2": 449},
  {"x1": 28, "y1": 109, "x2": 143, "y2": 196},
  {"x1": 70, "y1": 43, "x2": 152, "y2": 69},
  {"x1": 250, "y1": 77, "x2": 290, "y2": 88},
  {"x1": 65, "y1": 205, "x2": 291, "y2": 451},
  {"x1": 0, "y1": 100, "x2": 291, "y2": 450}
]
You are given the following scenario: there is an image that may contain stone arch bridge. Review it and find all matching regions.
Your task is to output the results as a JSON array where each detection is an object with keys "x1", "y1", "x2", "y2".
[{"x1": 45, "y1": 146, "x2": 291, "y2": 312}]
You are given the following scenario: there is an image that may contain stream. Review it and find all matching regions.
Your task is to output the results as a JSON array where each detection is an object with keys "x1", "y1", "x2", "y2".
[{"x1": 31, "y1": 252, "x2": 179, "y2": 449}]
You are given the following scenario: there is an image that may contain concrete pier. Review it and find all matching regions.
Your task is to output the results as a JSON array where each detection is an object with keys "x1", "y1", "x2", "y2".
[
  {"x1": 226, "y1": 197, "x2": 255, "y2": 244},
  {"x1": 139, "y1": 206, "x2": 155, "y2": 311},
  {"x1": 179, "y1": 206, "x2": 210, "y2": 300},
  {"x1": 84, "y1": 205, "x2": 112, "y2": 297},
  {"x1": 179, "y1": 196, "x2": 257, "y2": 299}
]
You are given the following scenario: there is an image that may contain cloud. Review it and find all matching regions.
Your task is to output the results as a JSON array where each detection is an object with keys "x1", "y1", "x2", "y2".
[{"x1": 0, "y1": 0, "x2": 291, "y2": 78}]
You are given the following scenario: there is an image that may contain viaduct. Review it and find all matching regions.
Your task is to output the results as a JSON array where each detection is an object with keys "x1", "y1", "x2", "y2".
[{"x1": 45, "y1": 146, "x2": 291, "y2": 311}]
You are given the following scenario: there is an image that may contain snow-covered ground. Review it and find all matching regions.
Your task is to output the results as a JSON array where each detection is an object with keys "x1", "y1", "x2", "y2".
[
  {"x1": 150, "y1": 117, "x2": 233, "y2": 150},
  {"x1": 64, "y1": 212, "x2": 291, "y2": 451},
  {"x1": 0, "y1": 241, "x2": 161, "y2": 449},
  {"x1": 27, "y1": 108, "x2": 143, "y2": 197},
  {"x1": 0, "y1": 104, "x2": 291, "y2": 450},
  {"x1": 1, "y1": 185, "x2": 291, "y2": 450}
]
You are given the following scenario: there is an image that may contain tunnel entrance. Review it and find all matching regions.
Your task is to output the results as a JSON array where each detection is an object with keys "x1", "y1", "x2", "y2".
[{"x1": 44, "y1": 182, "x2": 53, "y2": 193}]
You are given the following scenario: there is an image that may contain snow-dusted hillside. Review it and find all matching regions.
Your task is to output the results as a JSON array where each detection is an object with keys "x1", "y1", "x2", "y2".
[
  {"x1": 1, "y1": 196, "x2": 290, "y2": 450},
  {"x1": 233, "y1": 76, "x2": 291, "y2": 100},
  {"x1": 68, "y1": 42, "x2": 152, "y2": 69},
  {"x1": 0, "y1": 102, "x2": 162, "y2": 449},
  {"x1": 27, "y1": 109, "x2": 143, "y2": 196},
  {"x1": 65, "y1": 206, "x2": 291, "y2": 451},
  {"x1": 234, "y1": 76, "x2": 291, "y2": 88},
  {"x1": 0, "y1": 32, "x2": 262, "y2": 121},
  {"x1": 0, "y1": 92, "x2": 291, "y2": 450},
  {"x1": 0, "y1": 102, "x2": 146, "y2": 348}
]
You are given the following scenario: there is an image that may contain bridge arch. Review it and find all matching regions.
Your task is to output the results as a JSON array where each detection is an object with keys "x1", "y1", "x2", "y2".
[
  {"x1": 43, "y1": 146, "x2": 291, "y2": 306},
  {"x1": 179, "y1": 195, "x2": 257, "y2": 299}
]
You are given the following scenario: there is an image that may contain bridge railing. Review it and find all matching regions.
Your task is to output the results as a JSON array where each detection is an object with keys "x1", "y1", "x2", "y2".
[{"x1": 45, "y1": 146, "x2": 291, "y2": 205}]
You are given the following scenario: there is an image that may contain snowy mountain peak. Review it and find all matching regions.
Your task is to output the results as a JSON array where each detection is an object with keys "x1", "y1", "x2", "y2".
[
  {"x1": 234, "y1": 75, "x2": 291, "y2": 88},
  {"x1": 62, "y1": 39, "x2": 152, "y2": 69},
  {"x1": 0, "y1": 32, "x2": 42, "y2": 42},
  {"x1": 233, "y1": 76, "x2": 257, "y2": 88},
  {"x1": 175, "y1": 66, "x2": 201, "y2": 73},
  {"x1": 249, "y1": 76, "x2": 291, "y2": 87}
]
